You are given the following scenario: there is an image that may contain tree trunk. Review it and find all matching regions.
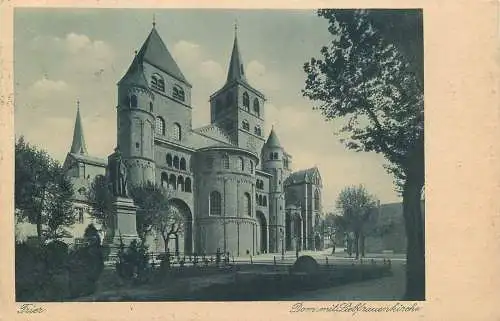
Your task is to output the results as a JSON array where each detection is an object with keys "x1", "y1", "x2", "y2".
[
  {"x1": 36, "y1": 186, "x2": 47, "y2": 245},
  {"x1": 360, "y1": 233, "x2": 366, "y2": 257},
  {"x1": 354, "y1": 231, "x2": 360, "y2": 259},
  {"x1": 402, "y1": 175, "x2": 425, "y2": 300}
]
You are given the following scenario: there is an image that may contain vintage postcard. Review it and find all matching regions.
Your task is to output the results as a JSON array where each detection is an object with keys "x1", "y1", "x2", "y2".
[{"x1": 0, "y1": 1, "x2": 499, "y2": 320}]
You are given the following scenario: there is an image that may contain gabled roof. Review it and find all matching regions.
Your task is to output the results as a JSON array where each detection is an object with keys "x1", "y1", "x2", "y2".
[
  {"x1": 67, "y1": 152, "x2": 107, "y2": 167},
  {"x1": 122, "y1": 26, "x2": 190, "y2": 87},
  {"x1": 70, "y1": 105, "x2": 88, "y2": 155},
  {"x1": 284, "y1": 166, "x2": 322, "y2": 187}
]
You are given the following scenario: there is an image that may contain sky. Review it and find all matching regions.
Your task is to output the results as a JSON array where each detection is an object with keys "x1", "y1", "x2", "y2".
[{"x1": 13, "y1": 8, "x2": 402, "y2": 211}]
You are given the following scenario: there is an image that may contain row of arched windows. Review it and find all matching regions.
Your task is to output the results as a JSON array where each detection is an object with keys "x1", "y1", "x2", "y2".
[
  {"x1": 209, "y1": 191, "x2": 251, "y2": 216},
  {"x1": 256, "y1": 194, "x2": 267, "y2": 207},
  {"x1": 256, "y1": 179, "x2": 264, "y2": 190},
  {"x1": 242, "y1": 92, "x2": 260, "y2": 116},
  {"x1": 241, "y1": 120, "x2": 262, "y2": 137},
  {"x1": 155, "y1": 117, "x2": 181, "y2": 141},
  {"x1": 151, "y1": 73, "x2": 186, "y2": 102},
  {"x1": 166, "y1": 153, "x2": 188, "y2": 171},
  {"x1": 160, "y1": 172, "x2": 192, "y2": 192}
]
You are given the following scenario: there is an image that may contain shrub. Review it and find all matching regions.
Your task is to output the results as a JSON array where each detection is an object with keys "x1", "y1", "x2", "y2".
[
  {"x1": 115, "y1": 239, "x2": 150, "y2": 282},
  {"x1": 67, "y1": 241, "x2": 104, "y2": 298}
]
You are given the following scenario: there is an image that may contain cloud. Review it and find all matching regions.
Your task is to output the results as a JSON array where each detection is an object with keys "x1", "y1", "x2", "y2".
[
  {"x1": 199, "y1": 60, "x2": 225, "y2": 86},
  {"x1": 246, "y1": 60, "x2": 281, "y2": 91},
  {"x1": 172, "y1": 40, "x2": 202, "y2": 65},
  {"x1": 31, "y1": 78, "x2": 69, "y2": 93}
]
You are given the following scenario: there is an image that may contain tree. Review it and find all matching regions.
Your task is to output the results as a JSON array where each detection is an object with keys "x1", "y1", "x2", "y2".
[
  {"x1": 322, "y1": 213, "x2": 346, "y2": 253},
  {"x1": 87, "y1": 174, "x2": 114, "y2": 231},
  {"x1": 335, "y1": 185, "x2": 377, "y2": 259},
  {"x1": 128, "y1": 182, "x2": 184, "y2": 254},
  {"x1": 303, "y1": 9, "x2": 424, "y2": 299},
  {"x1": 15, "y1": 136, "x2": 76, "y2": 244}
]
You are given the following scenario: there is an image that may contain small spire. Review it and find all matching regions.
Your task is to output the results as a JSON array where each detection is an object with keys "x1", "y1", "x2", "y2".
[
  {"x1": 226, "y1": 21, "x2": 246, "y2": 83},
  {"x1": 134, "y1": 49, "x2": 138, "y2": 56},
  {"x1": 152, "y1": 14, "x2": 156, "y2": 28},
  {"x1": 70, "y1": 99, "x2": 88, "y2": 155}
]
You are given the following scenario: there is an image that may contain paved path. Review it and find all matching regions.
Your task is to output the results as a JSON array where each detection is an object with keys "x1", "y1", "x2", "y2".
[{"x1": 281, "y1": 261, "x2": 406, "y2": 301}]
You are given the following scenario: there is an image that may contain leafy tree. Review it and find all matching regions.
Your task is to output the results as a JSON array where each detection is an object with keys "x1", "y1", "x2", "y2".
[
  {"x1": 335, "y1": 185, "x2": 377, "y2": 259},
  {"x1": 87, "y1": 174, "x2": 114, "y2": 231},
  {"x1": 128, "y1": 182, "x2": 184, "y2": 254},
  {"x1": 303, "y1": 9, "x2": 424, "y2": 299},
  {"x1": 15, "y1": 136, "x2": 76, "y2": 243}
]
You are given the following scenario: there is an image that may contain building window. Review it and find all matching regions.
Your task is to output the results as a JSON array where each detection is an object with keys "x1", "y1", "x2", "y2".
[
  {"x1": 250, "y1": 161, "x2": 254, "y2": 174},
  {"x1": 166, "y1": 154, "x2": 172, "y2": 167},
  {"x1": 243, "y1": 193, "x2": 251, "y2": 216},
  {"x1": 270, "y1": 152, "x2": 279, "y2": 160},
  {"x1": 76, "y1": 208, "x2": 84, "y2": 224},
  {"x1": 314, "y1": 189, "x2": 320, "y2": 210},
  {"x1": 254, "y1": 125, "x2": 262, "y2": 136},
  {"x1": 178, "y1": 176, "x2": 185, "y2": 192},
  {"x1": 210, "y1": 191, "x2": 222, "y2": 216},
  {"x1": 180, "y1": 157, "x2": 187, "y2": 171},
  {"x1": 130, "y1": 95, "x2": 138, "y2": 108},
  {"x1": 253, "y1": 98, "x2": 260, "y2": 115},
  {"x1": 173, "y1": 85, "x2": 185, "y2": 101},
  {"x1": 135, "y1": 142, "x2": 140, "y2": 149},
  {"x1": 185, "y1": 177, "x2": 192, "y2": 193},
  {"x1": 149, "y1": 102, "x2": 154, "y2": 112},
  {"x1": 242, "y1": 120, "x2": 250, "y2": 131},
  {"x1": 242, "y1": 92, "x2": 249, "y2": 111},
  {"x1": 258, "y1": 195, "x2": 262, "y2": 206},
  {"x1": 238, "y1": 157, "x2": 244, "y2": 171},
  {"x1": 263, "y1": 196, "x2": 267, "y2": 207},
  {"x1": 156, "y1": 116, "x2": 165, "y2": 135},
  {"x1": 151, "y1": 73, "x2": 165, "y2": 92},
  {"x1": 173, "y1": 156, "x2": 180, "y2": 169},
  {"x1": 161, "y1": 172, "x2": 168, "y2": 188},
  {"x1": 169, "y1": 174, "x2": 177, "y2": 190},
  {"x1": 222, "y1": 154, "x2": 230, "y2": 169},
  {"x1": 173, "y1": 123, "x2": 181, "y2": 141}
]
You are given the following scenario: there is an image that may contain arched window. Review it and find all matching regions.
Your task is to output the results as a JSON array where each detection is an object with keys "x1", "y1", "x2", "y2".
[
  {"x1": 263, "y1": 196, "x2": 267, "y2": 207},
  {"x1": 166, "y1": 154, "x2": 172, "y2": 167},
  {"x1": 178, "y1": 176, "x2": 184, "y2": 192},
  {"x1": 180, "y1": 157, "x2": 187, "y2": 171},
  {"x1": 256, "y1": 193, "x2": 259, "y2": 204},
  {"x1": 242, "y1": 92, "x2": 249, "y2": 110},
  {"x1": 156, "y1": 116, "x2": 165, "y2": 135},
  {"x1": 250, "y1": 161, "x2": 254, "y2": 174},
  {"x1": 222, "y1": 154, "x2": 230, "y2": 169},
  {"x1": 151, "y1": 73, "x2": 165, "y2": 92},
  {"x1": 185, "y1": 177, "x2": 192, "y2": 193},
  {"x1": 314, "y1": 189, "x2": 320, "y2": 210},
  {"x1": 253, "y1": 98, "x2": 260, "y2": 115},
  {"x1": 161, "y1": 172, "x2": 168, "y2": 187},
  {"x1": 130, "y1": 95, "x2": 138, "y2": 108},
  {"x1": 173, "y1": 85, "x2": 185, "y2": 101},
  {"x1": 169, "y1": 174, "x2": 177, "y2": 190},
  {"x1": 173, "y1": 156, "x2": 179, "y2": 169},
  {"x1": 173, "y1": 123, "x2": 181, "y2": 141},
  {"x1": 242, "y1": 120, "x2": 250, "y2": 131},
  {"x1": 149, "y1": 102, "x2": 154, "y2": 112},
  {"x1": 210, "y1": 191, "x2": 222, "y2": 216},
  {"x1": 238, "y1": 157, "x2": 244, "y2": 171},
  {"x1": 254, "y1": 125, "x2": 262, "y2": 136},
  {"x1": 258, "y1": 195, "x2": 263, "y2": 206},
  {"x1": 243, "y1": 193, "x2": 251, "y2": 216}
]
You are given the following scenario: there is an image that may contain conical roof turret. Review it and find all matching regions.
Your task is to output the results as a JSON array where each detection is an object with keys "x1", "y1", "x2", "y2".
[{"x1": 264, "y1": 127, "x2": 282, "y2": 148}]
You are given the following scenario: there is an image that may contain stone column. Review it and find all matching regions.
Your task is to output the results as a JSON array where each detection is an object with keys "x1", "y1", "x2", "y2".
[{"x1": 103, "y1": 196, "x2": 138, "y2": 259}]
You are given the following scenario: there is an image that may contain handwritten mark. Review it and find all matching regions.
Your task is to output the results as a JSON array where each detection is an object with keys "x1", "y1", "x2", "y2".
[{"x1": 17, "y1": 303, "x2": 45, "y2": 314}]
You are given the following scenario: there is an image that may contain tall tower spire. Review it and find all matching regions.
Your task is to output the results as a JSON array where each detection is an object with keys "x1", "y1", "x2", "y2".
[
  {"x1": 226, "y1": 22, "x2": 246, "y2": 83},
  {"x1": 70, "y1": 100, "x2": 88, "y2": 155}
]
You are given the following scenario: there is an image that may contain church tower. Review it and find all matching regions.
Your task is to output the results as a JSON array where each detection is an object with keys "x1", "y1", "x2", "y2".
[
  {"x1": 209, "y1": 26, "x2": 266, "y2": 156},
  {"x1": 262, "y1": 128, "x2": 286, "y2": 253},
  {"x1": 116, "y1": 42, "x2": 156, "y2": 186}
]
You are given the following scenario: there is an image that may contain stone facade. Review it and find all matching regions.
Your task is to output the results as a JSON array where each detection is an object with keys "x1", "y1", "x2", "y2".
[{"x1": 17, "y1": 23, "x2": 324, "y2": 256}]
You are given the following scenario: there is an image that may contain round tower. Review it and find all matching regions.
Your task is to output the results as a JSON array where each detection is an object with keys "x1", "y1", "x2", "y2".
[
  {"x1": 116, "y1": 56, "x2": 156, "y2": 186},
  {"x1": 261, "y1": 127, "x2": 286, "y2": 254}
]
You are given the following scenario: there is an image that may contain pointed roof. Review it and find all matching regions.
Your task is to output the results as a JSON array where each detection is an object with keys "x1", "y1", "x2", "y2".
[
  {"x1": 226, "y1": 26, "x2": 246, "y2": 83},
  {"x1": 136, "y1": 25, "x2": 189, "y2": 85},
  {"x1": 118, "y1": 53, "x2": 150, "y2": 89},
  {"x1": 264, "y1": 127, "x2": 282, "y2": 148},
  {"x1": 70, "y1": 102, "x2": 88, "y2": 155}
]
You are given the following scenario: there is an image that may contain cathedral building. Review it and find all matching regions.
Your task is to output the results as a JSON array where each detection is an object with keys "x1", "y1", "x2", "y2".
[{"x1": 60, "y1": 23, "x2": 323, "y2": 256}]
